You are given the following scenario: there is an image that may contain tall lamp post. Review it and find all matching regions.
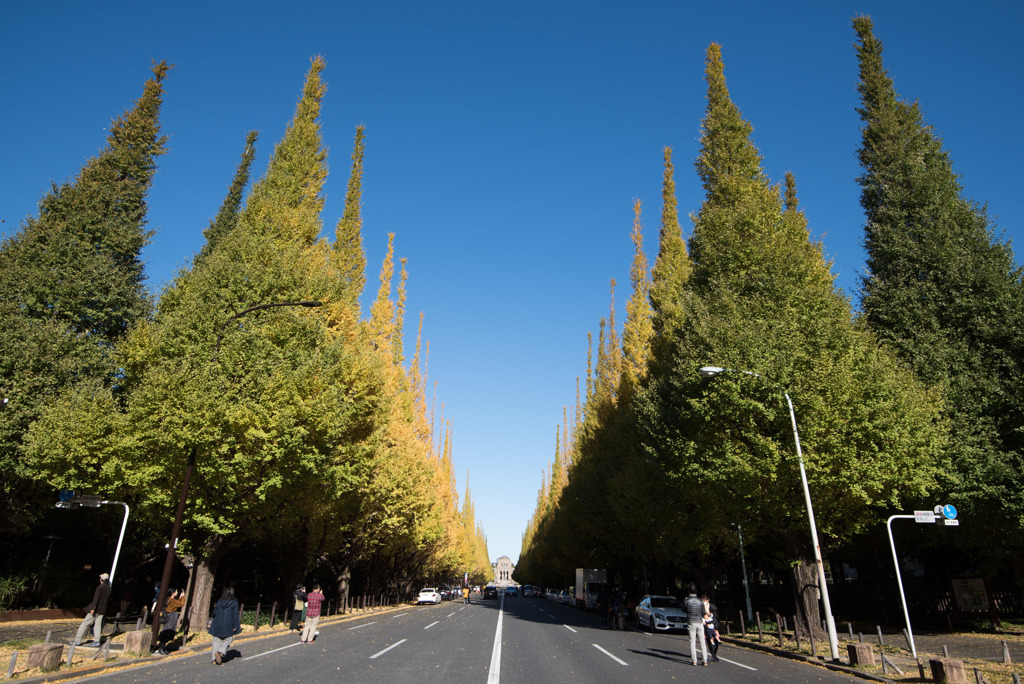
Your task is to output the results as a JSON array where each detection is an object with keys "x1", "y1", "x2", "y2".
[
  {"x1": 699, "y1": 365, "x2": 840, "y2": 661},
  {"x1": 150, "y1": 299, "x2": 322, "y2": 649},
  {"x1": 732, "y1": 522, "x2": 753, "y2": 622}
]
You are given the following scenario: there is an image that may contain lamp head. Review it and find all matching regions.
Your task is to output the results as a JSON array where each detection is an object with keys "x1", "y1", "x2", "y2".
[{"x1": 699, "y1": 366, "x2": 725, "y2": 378}]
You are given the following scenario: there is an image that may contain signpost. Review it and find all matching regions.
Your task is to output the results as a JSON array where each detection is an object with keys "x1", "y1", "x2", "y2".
[{"x1": 887, "y1": 504, "x2": 960, "y2": 658}]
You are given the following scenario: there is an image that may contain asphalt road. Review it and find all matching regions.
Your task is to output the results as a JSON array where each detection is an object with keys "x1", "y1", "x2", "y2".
[{"x1": 70, "y1": 595, "x2": 862, "y2": 683}]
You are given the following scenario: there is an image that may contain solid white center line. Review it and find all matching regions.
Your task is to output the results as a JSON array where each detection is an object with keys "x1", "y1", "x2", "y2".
[
  {"x1": 487, "y1": 596, "x2": 504, "y2": 684},
  {"x1": 592, "y1": 644, "x2": 628, "y2": 666},
  {"x1": 348, "y1": 621, "x2": 376, "y2": 630},
  {"x1": 243, "y1": 642, "x2": 301, "y2": 660},
  {"x1": 564, "y1": 625, "x2": 577, "y2": 633},
  {"x1": 424, "y1": 621, "x2": 440, "y2": 630},
  {"x1": 369, "y1": 639, "x2": 407, "y2": 659},
  {"x1": 718, "y1": 655, "x2": 757, "y2": 671}
]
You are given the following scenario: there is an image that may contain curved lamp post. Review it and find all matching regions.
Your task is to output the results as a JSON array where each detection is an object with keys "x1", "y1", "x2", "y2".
[
  {"x1": 699, "y1": 365, "x2": 840, "y2": 661},
  {"x1": 150, "y1": 299, "x2": 322, "y2": 649}
]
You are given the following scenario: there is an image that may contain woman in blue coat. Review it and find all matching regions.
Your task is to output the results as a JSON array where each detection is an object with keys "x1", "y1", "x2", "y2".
[{"x1": 208, "y1": 587, "x2": 241, "y2": 665}]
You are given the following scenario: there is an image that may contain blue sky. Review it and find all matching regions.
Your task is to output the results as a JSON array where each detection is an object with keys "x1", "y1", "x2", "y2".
[{"x1": 3, "y1": 1, "x2": 1021, "y2": 566}]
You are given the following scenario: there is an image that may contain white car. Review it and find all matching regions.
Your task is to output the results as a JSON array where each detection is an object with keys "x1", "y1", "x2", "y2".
[
  {"x1": 635, "y1": 595, "x2": 688, "y2": 632},
  {"x1": 417, "y1": 588, "x2": 441, "y2": 604}
]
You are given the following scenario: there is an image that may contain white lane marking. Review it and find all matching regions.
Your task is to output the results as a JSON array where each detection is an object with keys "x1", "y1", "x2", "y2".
[
  {"x1": 391, "y1": 612, "x2": 408, "y2": 618},
  {"x1": 243, "y1": 642, "x2": 302, "y2": 660},
  {"x1": 447, "y1": 612, "x2": 456, "y2": 618},
  {"x1": 369, "y1": 639, "x2": 407, "y2": 659},
  {"x1": 487, "y1": 596, "x2": 504, "y2": 684},
  {"x1": 424, "y1": 621, "x2": 440, "y2": 630},
  {"x1": 718, "y1": 655, "x2": 757, "y2": 671},
  {"x1": 348, "y1": 621, "x2": 376, "y2": 630},
  {"x1": 592, "y1": 644, "x2": 628, "y2": 666},
  {"x1": 564, "y1": 625, "x2": 577, "y2": 633}
]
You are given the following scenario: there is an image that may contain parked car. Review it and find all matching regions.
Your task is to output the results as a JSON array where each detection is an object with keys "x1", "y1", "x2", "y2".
[
  {"x1": 557, "y1": 590, "x2": 572, "y2": 604},
  {"x1": 483, "y1": 585, "x2": 498, "y2": 600},
  {"x1": 504, "y1": 585, "x2": 517, "y2": 597},
  {"x1": 634, "y1": 595, "x2": 687, "y2": 631},
  {"x1": 417, "y1": 588, "x2": 442, "y2": 605},
  {"x1": 437, "y1": 584, "x2": 452, "y2": 601}
]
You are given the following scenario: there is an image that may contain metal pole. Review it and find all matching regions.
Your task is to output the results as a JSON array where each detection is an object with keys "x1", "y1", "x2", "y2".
[
  {"x1": 886, "y1": 514, "x2": 918, "y2": 658},
  {"x1": 100, "y1": 502, "x2": 129, "y2": 587},
  {"x1": 151, "y1": 449, "x2": 196, "y2": 649},
  {"x1": 786, "y1": 391, "x2": 840, "y2": 661},
  {"x1": 736, "y1": 524, "x2": 753, "y2": 621}
]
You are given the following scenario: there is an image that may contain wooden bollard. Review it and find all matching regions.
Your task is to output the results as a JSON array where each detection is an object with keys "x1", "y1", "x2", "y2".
[
  {"x1": 809, "y1": 627, "x2": 817, "y2": 657},
  {"x1": 8, "y1": 651, "x2": 18, "y2": 679},
  {"x1": 1003, "y1": 641, "x2": 1012, "y2": 664},
  {"x1": 876, "y1": 626, "x2": 885, "y2": 646},
  {"x1": 756, "y1": 612, "x2": 763, "y2": 643},
  {"x1": 270, "y1": 602, "x2": 278, "y2": 628},
  {"x1": 254, "y1": 603, "x2": 261, "y2": 631},
  {"x1": 944, "y1": 645, "x2": 950, "y2": 657},
  {"x1": 794, "y1": 617, "x2": 802, "y2": 651},
  {"x1": 776, "y1": 613, "x2": 784, "y2": 647},
  {"x1": 739, "y1": 610, "x2": 746, "y2": 637}
]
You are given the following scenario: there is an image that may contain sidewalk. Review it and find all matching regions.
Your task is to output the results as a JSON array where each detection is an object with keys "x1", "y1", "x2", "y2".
[{"x1": 0, "y1": 604, "x2": 408, "y2": 682}]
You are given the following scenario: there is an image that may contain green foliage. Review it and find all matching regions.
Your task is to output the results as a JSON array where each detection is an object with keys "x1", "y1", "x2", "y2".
[
  {"x1": 854, "y1": 16, "x2": 1024, "y2": 559},
  {"x1": 0, "y1": 62, "x2": 168, "y2": 539}
]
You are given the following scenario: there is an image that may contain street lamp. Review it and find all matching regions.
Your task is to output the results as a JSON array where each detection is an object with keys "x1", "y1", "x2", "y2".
[
  {"x1": 55, "y1": 495, "x2": 130, "y2": 587},
  {"x1": 150, "y1": 299, "x2": 323, "y2": 649},
  {"x1": 699, "y1": 365, "x2": 840, "y2": 661},
  {"x1": 731, "y1": 522, "x2": 753, "y2": 622}
]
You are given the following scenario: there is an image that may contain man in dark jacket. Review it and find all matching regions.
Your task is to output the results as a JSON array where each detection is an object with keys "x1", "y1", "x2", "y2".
[{"x1": 74, "y1": 572, "x2": 111, "y2": 646}]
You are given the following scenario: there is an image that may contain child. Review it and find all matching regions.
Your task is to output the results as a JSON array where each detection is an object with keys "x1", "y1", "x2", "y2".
[{"x1": 703, "y1": 610, "x2": 721, "y2": 662}]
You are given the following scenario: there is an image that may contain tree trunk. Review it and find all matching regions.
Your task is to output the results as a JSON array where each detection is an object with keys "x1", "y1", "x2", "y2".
[
  {"x1": 187, "y1": 536, "x2": 226, "y2": 631},
  {"x1": 335, "y1": 564, "x2": 351, "y2": 612},
  {"x1": 791, "y1": 559, "x2": 824, "y2": 640}
]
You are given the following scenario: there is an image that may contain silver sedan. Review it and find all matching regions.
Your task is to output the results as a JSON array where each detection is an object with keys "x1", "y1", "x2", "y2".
[{"x1": 635, "y1": 595, "x2": 688, "y2": 632}]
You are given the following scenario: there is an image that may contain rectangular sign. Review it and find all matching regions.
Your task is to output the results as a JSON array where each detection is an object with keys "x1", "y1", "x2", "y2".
[
  {"x1": 914, "y1": 510, "x2": 937, "y2": 523},
  {"x1": 944, "y1": 519, "x2": 960, "y2": 526}
]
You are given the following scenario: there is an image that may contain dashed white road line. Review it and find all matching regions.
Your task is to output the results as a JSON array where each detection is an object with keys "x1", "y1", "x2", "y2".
[
  {"x1": 369, "y1": 639, "x2": 407, "y2": 659},
  {"x1": 424, "y1": 621, "x2": 440, "y2": 630},
  {"x1": 592, "y1": 644, "x2": 628, "y2": 666},
  {"x1": 348, "y1": 621, "x2": 376, "y2": 630},
  {"x1": 718, "y1": 655, "x2": 757, "y2": 671},
  {"x1": 391, "y1": 612, "x2": 408, "y2": 618},
  {"x1": 447, "y1": 611, "x2": 456, "y2": 618},
  {"x1": 564, "y1": 625, "x2": 578, "y2": 633},
  {"x1": 243, "y1": 642, "x2": 301, "y2": 660}
]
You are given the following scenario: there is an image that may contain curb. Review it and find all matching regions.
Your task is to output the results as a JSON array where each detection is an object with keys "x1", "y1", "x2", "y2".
[
  {"x1": 11, "y1": 605, "x2": 410, "y2": 683},
  {"x1": 721, "y1": 636, "x2": 896, "y2": 683}
]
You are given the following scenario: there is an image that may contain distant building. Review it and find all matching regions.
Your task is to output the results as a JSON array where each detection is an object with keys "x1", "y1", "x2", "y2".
[{"x1": 493, "y1": 556, "x2": 515, "y2": 586}]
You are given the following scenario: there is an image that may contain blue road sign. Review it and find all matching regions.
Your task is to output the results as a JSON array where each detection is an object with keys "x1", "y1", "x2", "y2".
[
  {"x1": 59, "y1": 489, "x2": 75, "y2": 502},
  {"x1": 942, "y1": 504, "x2": 958, "y2": 520}
]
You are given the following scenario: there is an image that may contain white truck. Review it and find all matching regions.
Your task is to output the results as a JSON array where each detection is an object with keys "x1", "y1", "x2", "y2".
[{"x1": 574, "y1": 568, "x2": 608, "y2": 610}]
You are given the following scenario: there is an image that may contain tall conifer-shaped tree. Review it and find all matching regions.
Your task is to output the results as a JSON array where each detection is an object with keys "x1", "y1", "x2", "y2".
[
  {"x1": 335, "y1": 126, "x2": 367, "y2": 310},
  {"x1": 196, "y1": 130, "x2": 258, "y2": 263},
  {"x1": 620, "y1": 199, "x2": 653, "y2": 400},
  {"x1": 636, "y1": 43, "x2": 945, "y2": 636},
  {"x1": 853, "y1": 17, "x2": 1024, "y2": 573},
  {"x1": 0, "y1": 62, "x2": 169, "y2": 537}
]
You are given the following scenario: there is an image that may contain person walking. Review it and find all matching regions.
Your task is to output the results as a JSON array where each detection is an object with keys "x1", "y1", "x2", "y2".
[
  {"x1": 462, "y1": 585, "x2": 471, "y2": 604},
  {"x1": 208, "y1": 587, "x2": 241, "y2": 665},
  {"x1": 73, "y1": 572, "x2": 111, "y2": 646},
  {"x1": 300, "y1": 584, "x2": 324, "y2": 643},
  {"x1": 290, "y1": 585, "x2": 306, "y2": 631},
  {"x1": 156, "y1": 588, "x2": 185, "y2": 654},
  {"x1": 684, "y1": 586, "x2": 708, "y2": 666}
]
